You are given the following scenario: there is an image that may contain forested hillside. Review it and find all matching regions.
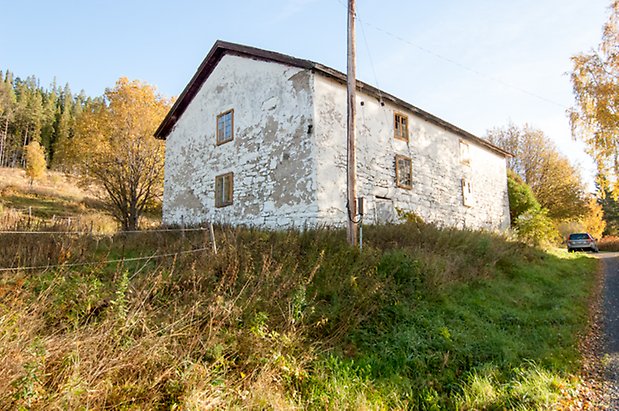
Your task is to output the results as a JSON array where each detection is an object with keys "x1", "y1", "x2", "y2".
[
  {"x1": 0, "y1": 70, "x2": 92, "y2": 169},
  {"x1": 0, "y1": 72, "x2": 170, "y2": 231}
]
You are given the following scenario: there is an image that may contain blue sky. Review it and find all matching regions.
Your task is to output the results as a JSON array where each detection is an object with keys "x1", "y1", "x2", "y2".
[{"x1": 0, "y1": 0, "x2": 610, "y2": 188}]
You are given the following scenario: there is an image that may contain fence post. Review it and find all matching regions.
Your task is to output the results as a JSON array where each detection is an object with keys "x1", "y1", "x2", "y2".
[{"x1": 209, "y1": 222, "x2": 217, "y2": 255}]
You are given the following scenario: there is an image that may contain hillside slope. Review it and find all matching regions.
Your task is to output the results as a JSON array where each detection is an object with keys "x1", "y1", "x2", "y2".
[
  {"x1": 0, "y1": 167, "x2": 162, "y2": 233},
  {"x1": 0, "y1": 167, "x2": 116, "y2": 232}
]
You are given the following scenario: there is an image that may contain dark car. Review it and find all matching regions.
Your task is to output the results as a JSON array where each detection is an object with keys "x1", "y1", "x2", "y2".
[{"x1": 567, "y1": 232, "x2": 599, "y2": 253}]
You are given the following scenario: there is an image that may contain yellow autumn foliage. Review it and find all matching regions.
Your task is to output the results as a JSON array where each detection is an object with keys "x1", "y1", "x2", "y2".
[
  {"x1": 68, "y1": 77, "x2": 171, "y2": 230},
  {"x1": 571, "y1": 1, "x2": 619, "y2": 196},
  {"x1": 581, "y1": 197, "x2": 606, "y2": 239},
  {"x1": 25, "y1": 140, "x2": 46, "y2": 184}
]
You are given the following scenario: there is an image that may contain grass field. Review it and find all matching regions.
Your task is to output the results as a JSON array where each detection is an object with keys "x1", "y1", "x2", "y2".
[
  {"x1": 0, "y1": 167, "x2": 159, "y2": 232},
  {"x1": 0, "y1": 220, "x2": 598, "y2": 409},
  {"x1": 0, "y1": 166, "x2": 601, "y2": 409}
]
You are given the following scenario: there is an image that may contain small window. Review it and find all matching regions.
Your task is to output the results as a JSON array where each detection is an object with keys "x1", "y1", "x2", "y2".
[
  {"x1": 216, "y1": 109, "x2": 234, "y2": 145},
  {"x1": 215, "y1": 172, "x2": 234, "y2": 207},
  {"x1": 394, "y1": 112, "x2": 409, "y2": 142},
  {"x1": 462, "y1": 178, "x2": 473, "y2": 207},
  {"x1": 395, "y1": 155, "x2": 412, "y2": 189},
  {"x1": 460, "y1": 140, "x2": 470, "y2": 165}
]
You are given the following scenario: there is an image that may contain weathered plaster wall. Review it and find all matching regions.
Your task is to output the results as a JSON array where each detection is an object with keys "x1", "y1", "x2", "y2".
[
  {"x1": 162, "y1": 54, "x2": 317, "y2": 228},
  {"x1": 313, "y1": 75, "x2": 510, "y2": 230}
]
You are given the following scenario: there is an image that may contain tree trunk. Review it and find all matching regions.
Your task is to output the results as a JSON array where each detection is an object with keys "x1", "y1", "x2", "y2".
[
  {"x1": 21, "y1": 127, "x2": 29, "y2": 168},
  {"x1": 128, "y1": 200, "x2": 139, "y2": 231},
  {"x1": 0, "y1": 116, "x2": 8, "y2": 167},
  {"x1": 120, "y1": 201, "x2": 140, "y2": 232}
]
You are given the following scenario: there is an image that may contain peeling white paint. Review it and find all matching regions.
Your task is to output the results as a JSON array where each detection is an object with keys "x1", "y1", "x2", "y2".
[
  {"x1": 162, "y1": 54, "x2": 510, "y2": 231},
  {"x1": 163, "y1": 55, "x2": 317, "y2": 228},
  {"x1": 313, "y1": 75, "x2": 510, "y2": 230}
]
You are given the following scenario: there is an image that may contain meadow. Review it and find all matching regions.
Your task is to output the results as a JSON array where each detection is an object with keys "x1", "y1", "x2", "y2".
[{"x1": 0, "y1": 168, "x2": 600, "y2": 409}]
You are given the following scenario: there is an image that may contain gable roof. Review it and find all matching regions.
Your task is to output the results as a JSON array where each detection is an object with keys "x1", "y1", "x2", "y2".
[{"x1": 155, "y1": 40, "x2": 511, "y2": 158}]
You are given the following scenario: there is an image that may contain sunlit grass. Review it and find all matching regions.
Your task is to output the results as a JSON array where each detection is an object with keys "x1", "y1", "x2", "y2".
[
  {"x1": 0, "y1": 222, "x2": 598, "y2": 409},
  {"x1": 0, "y1": 168, "x2": 116, "y2": 233}
]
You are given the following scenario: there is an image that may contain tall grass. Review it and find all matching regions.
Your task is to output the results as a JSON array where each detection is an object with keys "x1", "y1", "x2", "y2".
[
  {"x1": 0, "y1": 222, "x2": 597, "y2": 409},
  {"x1": 599, "y1": 236, "x2": 619, "y2": 252},
  {"x1": 0, "y1": 182, "x2": 117, "y2": 234},
  {"x1": 0, "y1": 166, "x2": 162, "y2": 233}
]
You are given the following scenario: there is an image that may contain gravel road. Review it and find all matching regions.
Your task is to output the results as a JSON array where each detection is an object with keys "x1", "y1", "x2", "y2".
[{"x1": 601, "y1": 252, "x2": 619, "y2": 408}]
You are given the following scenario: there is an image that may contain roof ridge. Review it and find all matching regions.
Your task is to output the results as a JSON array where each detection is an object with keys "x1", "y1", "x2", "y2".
[{"x1": 154, "y1": 40, "x2": 511, "y2": 158}]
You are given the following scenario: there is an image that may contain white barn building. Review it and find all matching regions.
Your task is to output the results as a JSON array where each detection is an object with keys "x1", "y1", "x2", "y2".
[{"x1": 155, "y1": 41, "x2": 511, "y2": 230}]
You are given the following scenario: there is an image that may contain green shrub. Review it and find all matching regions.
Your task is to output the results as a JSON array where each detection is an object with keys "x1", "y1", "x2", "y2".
[
  {"x1": 507, "y1": 170, "x2": 539, "y2": 224},
  {"x1": 507, "y1": 170, "x2": 559, "y2": 246},
  {"x1": 514, "y1": 208, "x2": 559, "y2": 247}
]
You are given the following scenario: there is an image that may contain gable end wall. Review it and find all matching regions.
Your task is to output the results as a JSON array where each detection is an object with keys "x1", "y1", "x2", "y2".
[{"x1": 162, "y1": 54, "x2": 318, "y2": 228}]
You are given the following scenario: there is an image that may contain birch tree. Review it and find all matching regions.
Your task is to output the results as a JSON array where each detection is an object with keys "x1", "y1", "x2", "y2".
[
  {"x1": 24, "y1": 140, "x2": 46, "y2": 185},
  {"x1": 571, "y1": 1, "x2": 619, "y2": 196}
]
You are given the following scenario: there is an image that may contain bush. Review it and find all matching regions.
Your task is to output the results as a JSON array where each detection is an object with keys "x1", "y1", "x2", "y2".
[
  {"x1": 24, "y1": 141, "x2": 47, "y2": 185},
  {"x1": 514, "y1": 209, "x2": 559, "y2": 247},
  {"x1": 507, "y1": 170, "x2": 539, "y2": 224},
  {"x1": 507, "y1": 170, "x2": 559, "y2": 246}
]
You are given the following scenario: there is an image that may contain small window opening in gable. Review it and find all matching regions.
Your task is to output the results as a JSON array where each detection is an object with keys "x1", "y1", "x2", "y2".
[
  {"x1": 394, "y1": 112, "x2": 409, "y2": 142},
  {"x1": 215, "y1": 172, "x2": 234, "y2": 207},
  {"x1": 460, "y1": 140, "x2": 471, "y2": 165},
  {"x1": 216, "y1": 109, "x2": 234, "y2": 145},
  {"x1": 395, "y1": 155, "x2": 412, "y2": 189},
  {"x1": 461, "y1": 178, "x2": 473, "y2": 207}
]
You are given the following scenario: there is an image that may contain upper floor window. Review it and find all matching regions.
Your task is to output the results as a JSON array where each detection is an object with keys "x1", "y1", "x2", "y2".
[
  {"x1": 460, "y1": 140, "x2": 471, "y2": 165},
  {"x1": 215, "y1": 172, "x2": 234, "y2": 207},
  {"x1": 395, "y1": 155, "x2": 412, "y2": 189},
  {"x1": 216, "y1": 109, "x2": 234, "y2": 145},
  {"x1": 394, "y1": 112, "x2": 409, "y2": 142}
]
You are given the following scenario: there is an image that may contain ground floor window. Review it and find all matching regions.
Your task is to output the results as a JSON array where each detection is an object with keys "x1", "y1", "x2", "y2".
[
  {"x1": 395, "y1": 155, "x2": 412, "y2": 189},
  {"x1": 462, "y1": 178, "x2": 473, "y2": 207},
  {"x1": 215, "y1": 172, "x2": 233, "y2": 207}
]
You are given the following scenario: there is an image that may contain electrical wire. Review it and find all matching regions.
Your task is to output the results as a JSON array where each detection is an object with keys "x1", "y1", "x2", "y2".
[{"x1": 334, "y1": 0, "x2": 567, "y2": 109}]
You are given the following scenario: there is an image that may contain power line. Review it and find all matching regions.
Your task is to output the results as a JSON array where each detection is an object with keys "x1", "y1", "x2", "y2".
[{"x1": 334, "y1": 0, "x2": 568, "y2": 109}]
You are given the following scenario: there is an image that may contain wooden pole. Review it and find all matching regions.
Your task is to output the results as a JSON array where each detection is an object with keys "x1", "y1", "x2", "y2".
[
  {"x1": 346, "y1": 0, "x2": 358, "y2": 246},
  {"x1": 209, "y1": 222, "x2": 217, "y2": 255}
]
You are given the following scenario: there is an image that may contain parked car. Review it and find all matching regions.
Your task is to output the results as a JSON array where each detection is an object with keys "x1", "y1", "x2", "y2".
[{"x1": 567, "y1": 232, "x2": 599, "y2": 253}]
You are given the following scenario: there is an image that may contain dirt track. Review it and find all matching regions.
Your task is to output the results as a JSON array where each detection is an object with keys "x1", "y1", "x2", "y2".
[{"x1": 601, "y1": 252, "x2": 619, "y2": 408}]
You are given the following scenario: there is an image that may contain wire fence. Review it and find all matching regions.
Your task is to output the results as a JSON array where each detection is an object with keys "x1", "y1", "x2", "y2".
[
  {"x1": 0, "y1": 226, "x2": 212, "y2": 235},
  {"x1": 0, "y1": 246, "x2": 212, "y2": 272},
  {"x1": 0, "y1": 224, "x2": 219, "y2": 272},
  {"x1": 0, "y1": 205, "x2": 109, "y2": 233}
]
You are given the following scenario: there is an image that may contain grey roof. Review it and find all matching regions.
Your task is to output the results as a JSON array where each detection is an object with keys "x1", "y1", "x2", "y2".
[{"x1": 155, "y1": 40, "x2": 511, "y2": 158}]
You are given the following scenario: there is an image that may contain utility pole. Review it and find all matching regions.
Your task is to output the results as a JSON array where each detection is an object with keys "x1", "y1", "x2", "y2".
[{"x1": 346, "y1": 0, "x2": 358, "y2": 246}]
